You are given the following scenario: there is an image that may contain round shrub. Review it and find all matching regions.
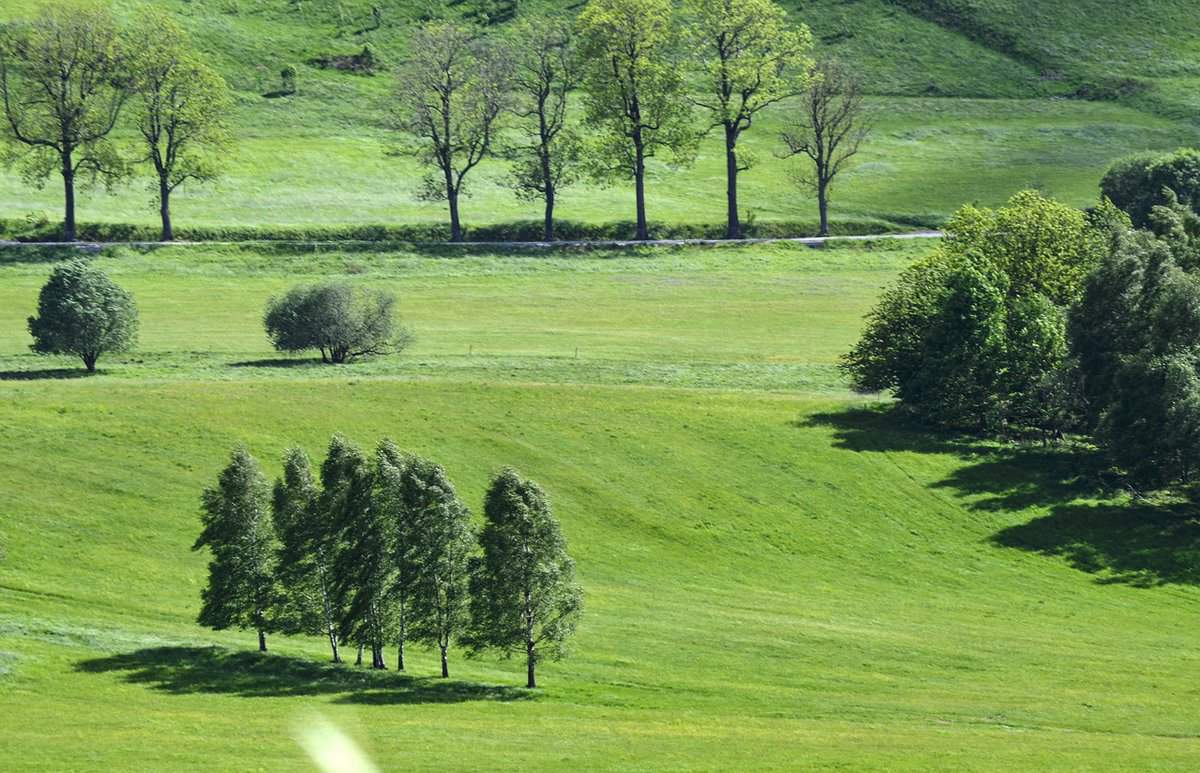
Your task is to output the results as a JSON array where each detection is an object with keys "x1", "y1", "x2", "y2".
[
  {"x1": 27, "y1": 259, "x2": 138, "y2": 372},
  {"x1": 263, "y1": 282, "x2": 410, "y2": 364}
]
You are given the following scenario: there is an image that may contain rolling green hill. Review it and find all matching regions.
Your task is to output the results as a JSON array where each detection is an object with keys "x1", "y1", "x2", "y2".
[
  {"x1": 0, "y1": 0, "x2": 1197, "y2": 235},
  {"x1": 0, "y1": 241, "x2": 1198, "y2": 769}
]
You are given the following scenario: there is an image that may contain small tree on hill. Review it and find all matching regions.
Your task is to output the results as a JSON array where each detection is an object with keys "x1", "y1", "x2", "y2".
[
  {"x1": 0, "y1": 3, "x2": 130, "y2": 242},
  {"x1": 465, "y1": 468, "x2": 582, "y2": 688},
  {"x1": 325, "y1": 436, "x2": 395, "y2": 669},
  {"x1": 263, "y1": 283, "x2": 410, "y2": 364},
  {"x1": 194, "y1": 445, "x2": 277, "y2": 652},
  {"x1": 27, "y1": 259, "x2": 138, "y2": 372},
  {"x1": 686, "y1": 0, "x2": 813, "y2": 239},
  {"x1": 128, "y1": 10, "x2": 233, "y2": 242},
  {"x1": 403, "y1": 456, "x2": 474, "y2": 678},
  {"x1": 577, "y1": 0, "x2": 696, "y2": 241},
  {"x1": 272, "y1": 446, "x2": 343, "y2": 663},
  {"x1": 391, "y1": 23, "x2": 510, "y2": 242},
  {"x1": 504, "y1": 14, "x2": 581, "y2": 242},
  {"x1": 779, "y1": 58, "x2": 868, "y2": 236}
]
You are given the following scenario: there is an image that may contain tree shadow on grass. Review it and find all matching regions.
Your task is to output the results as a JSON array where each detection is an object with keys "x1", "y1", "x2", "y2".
[
  {"x1": 0, "y1": 368, "x2": 92, "y2": 381},
  {"x1": 76, "y1": 646, "x2": 532, "y2": 705},
  {"x1": 802, "y1": 405, "x2": 1200, "y2": 588},
  {"x1": 229, "y1": 358, "x2": 322, "y2": 369}
]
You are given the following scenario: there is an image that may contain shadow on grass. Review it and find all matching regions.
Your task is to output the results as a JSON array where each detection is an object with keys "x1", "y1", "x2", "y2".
[
  {"x1": 0, "y1": 368, "x2": 92, "y2": 381},
  {"x1": 76, "y1": 646, "x2": 532, "y2": 705},
  {"x1": 802, "y1": 405, "x2": 1200, "y2": 587},
  {"x1": 229, "y1": 358, "x2": 322, "y2": 369}
]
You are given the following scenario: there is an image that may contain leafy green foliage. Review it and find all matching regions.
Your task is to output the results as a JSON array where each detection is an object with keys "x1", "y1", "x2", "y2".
[
  {"x1": 26, "y1": 258, "x2": 138, "y2": 372},
  {"x1": 128, "y1": 10, "x2": 233, "y2": 241},
  {"x1": 1100, "y1": 148, "x2": 1200, "y2": 228},
  {"x1": 399, "y1": 455, "x2": 474, "y2": 678},
  {"x1": 263, "y1": 282, "x2": 409, "y2": 363},
  {"x1": 577, "y1": 0, "x2": 696, "y2": 239},
  {"x1": 0, "y1": 2, "x2": 129, "y2": 239},
  {"x1": 465, "y1": 468, "x2": 582, "y2": 688},
  {"x1": 844, "y1": 191, "x2": 1107, "y2": 432},
  {"x1": 194, "y1": 445, "x2": 277, "y2": 651},
  {"x1": 1070, "y1": 219, "x2": 1200, "y2": 489}
]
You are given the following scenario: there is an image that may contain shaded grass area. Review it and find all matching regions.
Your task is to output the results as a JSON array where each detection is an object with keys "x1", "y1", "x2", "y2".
[
  {"x1": 77, "y1": 646, "x2": 531, "y2": 704},
  {"x1": 807, "y1": 406, "x2": 1200, "y2": 588}
]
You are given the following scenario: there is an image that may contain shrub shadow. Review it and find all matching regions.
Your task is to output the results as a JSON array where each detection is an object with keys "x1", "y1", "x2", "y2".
[
  {"x1": 802, "y1": 405, "x2": 1200, "y2": 587},
  {"x1": 76, "y1": 646, "x2": 531, "y2": 705},
  {"x1": 229, "y1": 358, "x2": 322, "y2": 369},
  {"x1": 0, "y1": 368, "x2": 92, "y2": 381}
]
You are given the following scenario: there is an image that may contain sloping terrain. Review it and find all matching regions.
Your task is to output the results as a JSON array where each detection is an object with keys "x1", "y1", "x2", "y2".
[
  {"x1": 0, "y1": 243, "x2": 1197, "y2": 769},
  {"x1": 0, "y1": 1, "x2": 1196, "y2": 232}
]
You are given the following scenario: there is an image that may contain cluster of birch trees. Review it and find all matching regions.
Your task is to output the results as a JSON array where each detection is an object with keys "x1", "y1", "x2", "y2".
[{"x1": 194, "y1": 438, "x2": 582, "y2": 689}]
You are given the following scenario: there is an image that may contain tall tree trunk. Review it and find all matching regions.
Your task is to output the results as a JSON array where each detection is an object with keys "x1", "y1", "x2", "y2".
[
  {"x1": 541, "y1": 147, "x2": 555, "y2": 242},
  {"x1": 633, "y1": 139, "x2": 648, "y2": 242},
  {"x1": 397, "y1": 640, "x2": 405, "y2": 671},
  {"x1": 256, "y1": 609, "x2": 267, "y2": 652},
  {"x1": 159, "y1": 175, "x2": 173, "y2": 241},
  {"x1": 83, "y1": 352, "x2": 97, "y2": 373},
  {"x1": 356, "y1": 641, "x2": 364, "y2": 666},
  {"x1": 817, "y1": 179, "x2": 830, "y2": 237},
  {"x1": 446, "y1": 166, "x2": 463, "y2": 242},
  {"x1": 440, "y1": 644, "x2": 449, "y2": 678},
  {"x1": 62, "y1": 149, "x2": 76, "y2": 242},
  {"x1": 724, "y1": 123, "x2": 740, "y2": 240},
  {"x1": 526, "y1": 640, "x2": 536, "y2": 689},
  {"x1": 318, "y1": 562, "x2": 340, "y2": 663}
]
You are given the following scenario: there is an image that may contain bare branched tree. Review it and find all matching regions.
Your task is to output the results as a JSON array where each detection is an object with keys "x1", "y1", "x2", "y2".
[
  {"x1": 505, "y1": 15, "x2": 580, "y2": 242},
  {"x1": 779, "y1": 59, "x2": 869, "y2": 237},
  {"x1": 392, "y1": 23, "x2": 510, "y2": 243}
]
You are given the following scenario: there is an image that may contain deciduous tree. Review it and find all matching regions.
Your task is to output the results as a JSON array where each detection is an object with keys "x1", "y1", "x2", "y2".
[
  {"x1": 392, "y1": 22, "x2": 509, "y2": 242},
  {"x1": 779, "y1": 59, "x2": 868, "y2": 236},
  {"x1": 465, "y1": 468, "x2": 582, "y2": 688},
  {"x1": 0, "y1": 3, "x2": 129, "y2": 241},
  {"x1": 403, "y1": 456, "x2": 473, "y2": 678},
  {"x1": 273, "y1": 447, "x2": 343, "y2": 663},
  {"x1": 128, "y1": 11, "x2": 233, "y2": 241},
  {"x1": 577, "y1": 0, "x2": 695, "y2": 241},
  {"x1": 27, "y1": 258, "x2": 138, "y2": 372},
  {"x1": 194, "y1": 446, "x2": 277, "y2": 652},
  {"x1": 685, "y1": 0, "x2": 812, "y2": 239},
  {"x1": 505, "y1": 15, "x2": 580, "y2": 242}
]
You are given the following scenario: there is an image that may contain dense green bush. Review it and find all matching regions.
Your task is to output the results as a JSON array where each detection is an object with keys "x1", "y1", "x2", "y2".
[
  {"x1": 263, "y1": 283, "x2": 410, "y2": 364},
  {"x1": 1069, "y1": 204, "x2": 1200, "y2": 488},
  {"x1": 26, "y1": 258, "x2": 138, "y2": 372},
  {"x1": 844, "y1": 190, "x2": 1109, "y2": 433},
  {"x1": 1100, "y1": 148, "x2": 1200, "y2": 228}
]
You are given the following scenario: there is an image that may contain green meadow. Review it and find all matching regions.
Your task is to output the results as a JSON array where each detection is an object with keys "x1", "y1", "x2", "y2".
[
  {"x1": 0, "y1": 0, "x2": 1198, "y2": 234},
  {"x1": 0, "y1": 242, "x2": 1198, "y2": 769}
]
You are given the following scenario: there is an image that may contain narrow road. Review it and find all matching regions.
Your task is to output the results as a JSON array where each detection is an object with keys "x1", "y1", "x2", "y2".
[{"x1": 0, "y1": 231, "x2": 942, "y2": 251}]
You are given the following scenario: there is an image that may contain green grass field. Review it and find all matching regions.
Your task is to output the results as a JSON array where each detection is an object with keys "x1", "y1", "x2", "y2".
[
  {"x1": 0, "y1": 0, "x2": 1197, "y2": 235},
  {"x1": 1, "y1": 242, "x2": 1198, "y2": 769}
]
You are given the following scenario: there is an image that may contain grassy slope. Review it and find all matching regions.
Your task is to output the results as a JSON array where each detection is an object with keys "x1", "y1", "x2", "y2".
[
  {"x1": 0, "y1": 0, "x2": 1196, "y2": 232},
  {"x1": 1, "y1": 243, "x2": 1198, "y2": 769}
]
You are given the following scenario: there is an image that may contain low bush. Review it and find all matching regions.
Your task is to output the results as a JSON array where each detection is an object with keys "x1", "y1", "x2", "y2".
[{"x1": 263, "y1": 282, "x2": 411, "y2": 364}]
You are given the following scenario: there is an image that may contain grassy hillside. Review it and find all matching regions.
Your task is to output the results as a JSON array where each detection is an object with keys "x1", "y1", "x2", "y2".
[
  {"x1": 1, "y1": 242, "x2": 1198, "y2": 769},
  {"x1": 0, "y1": 0, "x2": 1196, "y2": 235}
]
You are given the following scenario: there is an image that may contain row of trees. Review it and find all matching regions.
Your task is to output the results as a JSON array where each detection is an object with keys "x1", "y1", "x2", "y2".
[
  {"x1": 398, "y1": 0, "x2": 867, "y2": 242},
  {"x1": 0, "y1": 5, "x2": 231, "y2": 241},
  {"x1": 844, "y1": 180, "x2": 1200, "y2": 493},
  {"x1": 1, "y1": 1, "x2": 868, "y2": 243},
  {"x1": 196, "y1": 440, "x2": 583, "y2": 688}
]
